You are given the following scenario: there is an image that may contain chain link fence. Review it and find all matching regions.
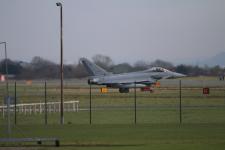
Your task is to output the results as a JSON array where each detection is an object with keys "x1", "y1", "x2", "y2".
[{"x1": 0, "y1": 79, "x2": 225, "y2": 126}]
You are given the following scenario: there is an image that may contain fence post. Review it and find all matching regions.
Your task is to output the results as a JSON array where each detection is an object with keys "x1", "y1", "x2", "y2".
[
  {"x1": 179, "y1": 80, "x2": 182, "y2": 124},
  {"x1": 7, "y1": 94, "x2": 11, "y2": 136},
  {"x1": 14, "y1": 81, "x2": 17, "y2": 125},
  {"x1": 89, "y1": 83, "x2": 92, "y2": 124},
  {"x1": 44, "y1": 81, "x2": 47, "y2": 125},
  {"x1": 134, "y1": 82, "x2": 137, "y2": 124}
]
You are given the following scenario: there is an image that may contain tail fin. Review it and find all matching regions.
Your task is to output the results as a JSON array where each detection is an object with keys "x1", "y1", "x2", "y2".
[{"x1": 80, "y1": 58, "x2": 110, "y2": 76}]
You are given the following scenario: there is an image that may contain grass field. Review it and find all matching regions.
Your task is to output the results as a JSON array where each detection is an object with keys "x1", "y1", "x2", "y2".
[
  {"x1": 0, "y1": 124, "x2": 225, "y2": 150},
  {"x1": 0, "y1": 77, "x2": 225, "y2": 149}
]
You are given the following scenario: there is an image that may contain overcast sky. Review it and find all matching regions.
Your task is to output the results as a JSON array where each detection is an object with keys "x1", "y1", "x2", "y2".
[{"x1": 0, "y1": 0, "x2": 225, "y2": 64}]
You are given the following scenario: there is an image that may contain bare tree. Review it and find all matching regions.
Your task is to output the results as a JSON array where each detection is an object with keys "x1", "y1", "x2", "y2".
[
  {"x1": 92, "y1": 54, "x2": 114, "y2": 71},
  {"x1": 133, "y1": 60, "x2": 149, "y2": 71},
  {"x1": 111, "y1": 63, "x2": 133, "y2": 73},
  {"x1": 73, "y1": 62, "x2": 89, "y2": 78},
  {"x1": 150, "y1": 59, "x2": 174, "y2": 70}
]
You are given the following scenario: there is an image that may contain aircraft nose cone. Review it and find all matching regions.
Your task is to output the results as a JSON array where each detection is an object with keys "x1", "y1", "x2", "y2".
[{"x1": 165, "y1": 72, "x2": 186, "y2": 79}]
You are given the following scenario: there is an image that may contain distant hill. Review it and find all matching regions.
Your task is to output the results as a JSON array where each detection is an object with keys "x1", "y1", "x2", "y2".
[{"x1": 199, "y1": 52, "x2": 225, "y2": 67}]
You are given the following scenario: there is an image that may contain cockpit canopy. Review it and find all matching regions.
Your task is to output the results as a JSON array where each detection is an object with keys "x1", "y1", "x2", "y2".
[{"x1": 144, "y1": 67, "x2": 170, "y2": 73}]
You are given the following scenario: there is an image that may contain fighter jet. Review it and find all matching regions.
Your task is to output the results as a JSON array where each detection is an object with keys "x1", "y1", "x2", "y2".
[{"x1": 80, "y1": 58, "x2": 186, "y2": 93}]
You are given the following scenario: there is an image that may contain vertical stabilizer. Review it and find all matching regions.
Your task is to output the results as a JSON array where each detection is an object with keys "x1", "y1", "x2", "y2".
[{"x1": 80, "y1": 58, "x2": 110, "y2": 76}]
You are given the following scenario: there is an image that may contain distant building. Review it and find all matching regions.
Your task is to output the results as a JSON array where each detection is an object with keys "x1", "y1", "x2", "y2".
[
  {"x1": 0, "y1": 74, "x2": 15, "y2": 81},
  {"x1": 0, "y1": 74, "x2": 5, "y2": 82}
]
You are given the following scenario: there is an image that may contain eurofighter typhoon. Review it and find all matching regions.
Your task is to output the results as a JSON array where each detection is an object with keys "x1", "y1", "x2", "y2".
[{"x1": 80, "y1": 58, "x2": 186, "y2": 93}]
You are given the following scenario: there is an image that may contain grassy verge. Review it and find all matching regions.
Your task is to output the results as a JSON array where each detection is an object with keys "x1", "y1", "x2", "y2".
[{"x1": 0, "y1": 123, "x2": 225, "y2": 150}]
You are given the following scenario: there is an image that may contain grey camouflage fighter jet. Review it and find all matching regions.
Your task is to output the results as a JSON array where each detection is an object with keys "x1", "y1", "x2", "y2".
[{"x1": 80, "y1": 58, "x2": 186, "y2": 93}]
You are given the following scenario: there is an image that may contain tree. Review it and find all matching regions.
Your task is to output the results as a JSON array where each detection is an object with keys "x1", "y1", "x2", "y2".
[
  {"x1": 0, "y1": 59, "x2": 23, "y2": 75},
  {"x1": 210, "y1": 65, "x2": 222, "y2": 76},
  {"x1": 111, "y1": 63, "x2": 133, "y2": 73},
  {"x1": 150, "y1": 59, "x2": 174, "y2": 69},
  {"x1": 133, "y1": 60, "x2": 149, "y2": 71},
  {"x1": 28, "y1": 56, "x2": 59, "y2": 79},
  {"x1": 175, "y1": 64, "x2": 190, "y2": 75},
  {"x1": 73, "y1": 62, "x2": 89, "y2": 78},
  {"x1": 92, "y1": 54, "x2": 114, "y2": 71}
]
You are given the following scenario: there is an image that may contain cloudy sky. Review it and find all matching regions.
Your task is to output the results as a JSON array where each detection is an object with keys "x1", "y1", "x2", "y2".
[{"x1": 0, "y1": 0, "x2": 225, "y2": 64}]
